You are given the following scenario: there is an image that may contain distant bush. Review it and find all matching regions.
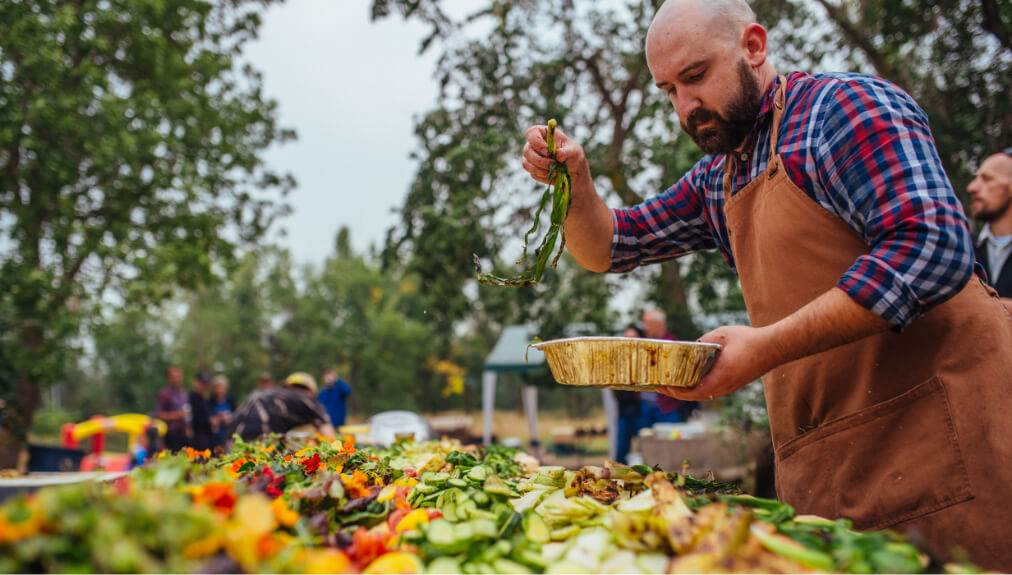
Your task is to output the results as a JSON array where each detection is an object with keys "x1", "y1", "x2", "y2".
[{"x1": 31, "y1": 407, "x2": 79, "y2": 439}]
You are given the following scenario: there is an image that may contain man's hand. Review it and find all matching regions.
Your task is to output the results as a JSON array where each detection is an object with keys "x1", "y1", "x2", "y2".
[
  {"x1": 522, "y1": 124, "x2": 586, "y2": 184},
  {"x1": 521, "y1": 124, "x2": 614, "y2": 272},
  {"x1": 656, "y1": 325, "x2": 781, "y2": 401},
  {"x1": 657, "y1": 288, "x2": 894, "y2": 402}
]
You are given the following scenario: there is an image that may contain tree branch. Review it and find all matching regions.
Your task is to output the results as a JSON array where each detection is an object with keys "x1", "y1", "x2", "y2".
[
  {"x1": 980, "y1": 0, "x2": 1012, "y2": 53},
  {"x1": 813, "y1": 0, "x2": 912, "y2": 93}
]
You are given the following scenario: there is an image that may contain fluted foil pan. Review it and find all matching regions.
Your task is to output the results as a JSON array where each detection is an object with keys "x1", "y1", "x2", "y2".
[{"x1": 531, "y1": 336, "x2": 720, "y2": 391}]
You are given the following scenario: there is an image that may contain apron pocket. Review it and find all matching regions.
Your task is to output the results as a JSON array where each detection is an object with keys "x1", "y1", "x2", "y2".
[{"x1": 775, "y1": 375, "x2": 972, "y2": 531}]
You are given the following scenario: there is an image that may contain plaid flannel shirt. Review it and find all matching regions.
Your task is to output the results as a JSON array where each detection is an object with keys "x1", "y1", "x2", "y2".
[{"x1": 611, "y1": 72, "x2": 975, "y2": 328}]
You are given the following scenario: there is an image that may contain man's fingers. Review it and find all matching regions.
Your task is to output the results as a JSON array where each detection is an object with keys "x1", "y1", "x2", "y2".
[{"x1": 524, "y1": 125, "x2": 550, "y2": 156}]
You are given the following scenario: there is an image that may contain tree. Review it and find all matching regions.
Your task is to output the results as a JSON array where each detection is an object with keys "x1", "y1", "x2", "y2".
[
  {"x1": 750, "y1": 0, "x2": 1010, "y2": 196},
  {"x1": 376, "y1": 0, "x2": 712, "y2": 342},
  {"x1": 0, "y1": 0, "x2": 293, "y2": 467},
  {"x1": 375, "y1": 0, "x2": 1009, "y2": 342}
]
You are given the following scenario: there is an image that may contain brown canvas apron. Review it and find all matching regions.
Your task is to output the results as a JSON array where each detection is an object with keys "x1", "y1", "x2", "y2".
[{"x1": 723, "y1": 76, "x2": 1012, "y2": 570}]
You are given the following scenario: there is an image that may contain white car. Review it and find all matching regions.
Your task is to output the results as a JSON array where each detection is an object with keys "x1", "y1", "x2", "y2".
[{"x1": 365, "y1": 410, "x2": 435, "y2": 447}]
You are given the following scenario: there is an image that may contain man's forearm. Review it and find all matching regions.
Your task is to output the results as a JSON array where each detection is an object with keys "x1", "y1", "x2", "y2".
[
  {"x1": 763, "y1": 287, "x2": 894, "y2": 367},
  {"x1": 563, "y1": 158, "x2": 614, "y2": 272}
]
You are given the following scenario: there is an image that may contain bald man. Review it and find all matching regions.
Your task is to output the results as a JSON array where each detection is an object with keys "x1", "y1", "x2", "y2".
[
  {"x1": 969, "y1": 151, "x2": 1012, "y2": 306},
  {"x1": 521, "y1": 0, "x2": 1011, "y2": 568}
]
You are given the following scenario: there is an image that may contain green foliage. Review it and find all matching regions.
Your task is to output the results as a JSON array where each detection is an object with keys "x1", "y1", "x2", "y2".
[
  {"x1": 750, "y1": 0, "x2": 1010, "y2": 201},
  {"x1": 29, "y1": 407, "x2": 77, "y2": 440},
  {"x1": 0, "y1": 0, "x2": 293, "y2": 462}
]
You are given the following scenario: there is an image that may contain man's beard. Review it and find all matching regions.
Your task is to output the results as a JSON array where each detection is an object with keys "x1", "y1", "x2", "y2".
[
  {"x1": 680, "y1": 60, "x2": 763, "y2": 155},
  {"x1": 972, "y1": 196, "x2": 1012, "y2": 222}
]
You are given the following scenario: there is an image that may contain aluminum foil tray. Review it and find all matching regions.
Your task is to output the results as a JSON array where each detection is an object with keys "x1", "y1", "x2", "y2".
[{"x1": 531, "y1": 336, "x2": 720, "y2": 391}]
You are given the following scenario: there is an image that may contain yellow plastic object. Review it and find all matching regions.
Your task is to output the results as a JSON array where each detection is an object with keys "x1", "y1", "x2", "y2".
[
  {"x1": 338, "y1": 424, "x2": 371, "y2": 444},
  {"x1": 71, "y1": 414, "x2": 167, "y2": 450}
]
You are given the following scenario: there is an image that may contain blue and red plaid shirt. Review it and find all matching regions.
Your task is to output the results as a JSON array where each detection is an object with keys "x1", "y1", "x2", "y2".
[{"x1": 611, "y1": 71, "x2": 975, "y2": 328}]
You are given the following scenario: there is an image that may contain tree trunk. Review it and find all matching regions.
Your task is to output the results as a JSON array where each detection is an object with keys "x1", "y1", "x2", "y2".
[
  {"x1": 0, "y1": 378, "x2": 41, "y2": 471},
  {"x1": 0, "y1": 324, "x2": 45, "y2": 470},
  {"x1": 657, "y1": 261, "x2": 699, "y2": 340}
]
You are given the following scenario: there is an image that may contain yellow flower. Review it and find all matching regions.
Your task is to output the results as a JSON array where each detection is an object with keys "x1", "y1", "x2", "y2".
[
  {"x1": 271, "y1": 497, "x2": 300, "y2": 528},
  {"x1": 299, "y1": 548, "x2": 354, "y2": 574},
  {"x1": 183, "y1": 534, "x2": 223, "y2": 560},
  {"x1": 363, "y1": 552, "x2": 423, "y2": 574},
  {"x1": 0, "y1": 505, "x2": 45, "y2": 544},
  {"x1": 223, "y1": 494, "x2": 278, "y2": 569},
  {"x1": 376, "y1": 484, "x2": 398, "y2": 503},
  {"x1": 394, "y1": 509, "x2": 431, "y2": 533},
  {"x1": 394, "y1": 476, "x2": 419, "y2": 488}
]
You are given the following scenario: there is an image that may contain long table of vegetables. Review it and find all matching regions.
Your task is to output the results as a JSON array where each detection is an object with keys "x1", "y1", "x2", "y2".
[{"x1": 0, "y1": 435, "x2": 971, "y2": 573}]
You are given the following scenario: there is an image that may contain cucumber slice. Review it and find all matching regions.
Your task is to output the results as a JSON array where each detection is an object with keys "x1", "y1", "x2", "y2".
[
  {"x1": 484, "y1": 473, "x2": 513, "y2": 496},
  {"x1": 457, "y1": 499, "x2": 477, "y2": 520},
  {"x1": 546, "y1": 560, "x2": 592, "y2": 574},
  {"x1": 472, "y1": 518, "x2": 499, "y2": 539},
  {"x1": 635, "y1": 552, "x2": 670, "y2": 574},
  {"x1": 523, "y1": 512, "x2": 551, "y2": 544},
  {"x1": 426, "y1": 519, "x2": 457, "y2": 549},
  {"x1": 427, "y1": 557, "x2": 462, "y2": 574},
  {"x1": 442, "y1": 501, "x2": 458, "y2": 522},
  {"x1": 550, "y1": 525, "x2": 581, "y2": 541},
  {"x1": 467, "y1": 466, "x2": 487, "y2": 482},
  {"x1": 422, "y1": 471, "x2": 450, "y2": 486},
  {"x1": 414, "y1": 482, "x2": 438, "y2": 495},
  {"x1": 449, "y1": 477, "x2": 469, "y2": 488},
  {"x1": 493, "y1": 558, "x2": 533, "y2": 574},
  {"x1": 473, "y1": 490, "x2": 491, "y2": 507}
]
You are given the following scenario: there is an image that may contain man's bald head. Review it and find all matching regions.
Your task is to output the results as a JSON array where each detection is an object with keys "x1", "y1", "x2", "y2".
[
  {"x1": 649, "y1": 0, "x2": 756, "y2": 50},
  {"x1": 646, "y1": 0, "x2": 771, "y2": 155}
]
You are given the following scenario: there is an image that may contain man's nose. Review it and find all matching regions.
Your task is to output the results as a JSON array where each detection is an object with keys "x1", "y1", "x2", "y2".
[{"x1": 967, "y1": 178, "x2": 981, "y2": 195}]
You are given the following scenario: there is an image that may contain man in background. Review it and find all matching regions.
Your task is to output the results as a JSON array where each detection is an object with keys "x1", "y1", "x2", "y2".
[
  {"x1": 256, "y1": 372, "x2": 275, "y2": 391},
  {"x1": 187, "y1": 370, "x2": 213, "y2": 451},
  {"x1": 156, "y1": 365, "x2": 189, "y2": 452},
  {"x1": 969, "y1": 149, "x2": 1012, "y2": 306},
  {"x1": 639, "y1": 308, "x2": 696, "y2": 424},
  {"x1": 317, "y1": 369, "x2": 353, "y2": 428},
  {"x1": 229, "y1": 372, "x2": 335, "y2": 442}
]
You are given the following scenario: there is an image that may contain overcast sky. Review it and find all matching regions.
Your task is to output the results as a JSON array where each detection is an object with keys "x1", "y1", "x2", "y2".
[{"x1": 244, "y1": 0, "x2": 447, "y2": 265}]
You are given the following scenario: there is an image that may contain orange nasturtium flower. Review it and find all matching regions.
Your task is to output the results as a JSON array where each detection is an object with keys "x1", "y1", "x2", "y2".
[
  {"x1": 226, "y1": 456, "x2": 257, "y2": 479},
  {"x1": 341, "y1": 470, "x2": 372, "y2": 499},
  {"x1": 271, "y1": 496, "x2": 300, "y2": 528},
  {"x1": 184, "y1": 446, "x2": 212, "y2": 461},
  {"x1": 192, "y1": 482, "x2": 238, "y2": 515},
  {"x1": 341, "y1": 435, "x2": 357, "y2": 455},
  {"x1": 0, "y1": 501, "x2": 45, "y2": 544}
]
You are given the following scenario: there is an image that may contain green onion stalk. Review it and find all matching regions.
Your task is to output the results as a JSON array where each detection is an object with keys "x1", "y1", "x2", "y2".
[{"x1": 473, "y1": 119, "x2": 572, "y2": 287}]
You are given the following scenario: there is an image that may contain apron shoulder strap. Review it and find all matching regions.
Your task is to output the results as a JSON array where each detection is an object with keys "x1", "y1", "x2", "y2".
[
  {"x1": 723, "y1": 74, "x2": 790, "y2": 192},
  {"x1": 767, "y1": 74, "x2": 788, "y2": 178}
]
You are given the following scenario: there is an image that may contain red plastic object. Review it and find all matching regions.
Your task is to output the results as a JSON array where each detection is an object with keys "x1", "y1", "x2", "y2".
[
  {"x1": 80, "y1": 453, "x2": 131, "y2": 472},
  {"x1": 89, "y1": 415, "x2": 105, "y2": 455},
  {"x1": 61, "y1": 422, "x2": 78, "y2": 448}
]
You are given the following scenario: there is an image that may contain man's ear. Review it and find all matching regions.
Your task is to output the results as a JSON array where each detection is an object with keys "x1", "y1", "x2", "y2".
[{"x1": 742, "y1": 23, "x2": 768, "y2": 68}]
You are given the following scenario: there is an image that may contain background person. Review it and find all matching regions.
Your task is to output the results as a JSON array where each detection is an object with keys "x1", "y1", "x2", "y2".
[
  {"x1": 187, "y1": 370, "x2": 214, "y2": 451},
  {"x1": 155, "y1": 365, "x2": 189, "y2": 452},
  {"x1": 256, "y1": 372, "x2": 275, "y2": 391},
  {"x1": 210, "y1": 374, "x2": 236, "y2": 450},
  {"x1": 969, "y1": 149, "x2": 1012, "y2": 306},
  {"x1": 613, "y1": 325, "x2": 645, "y2": 464},
  {"x1": 228, "y1": 371, "x2": 335, "y2": 442},
  {"x1": 638, "y1": 308, "x2": 689, "y2": 425},
  {"x1": 317, "y1": 368, "x2": 353, "y2": 428}
]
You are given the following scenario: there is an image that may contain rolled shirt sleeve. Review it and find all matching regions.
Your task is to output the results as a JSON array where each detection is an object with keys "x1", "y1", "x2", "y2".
[{"x1": 815, "y1": 78, "x2": 974, "y2": 328}]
